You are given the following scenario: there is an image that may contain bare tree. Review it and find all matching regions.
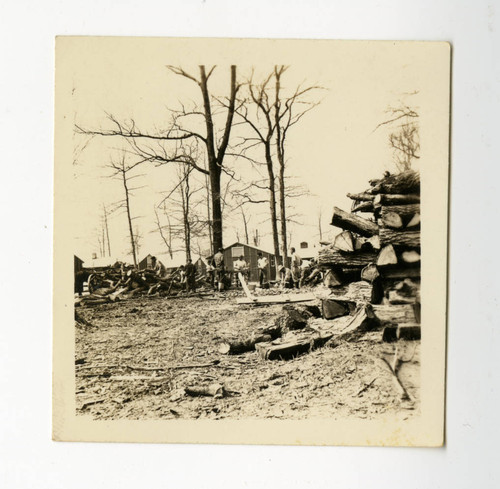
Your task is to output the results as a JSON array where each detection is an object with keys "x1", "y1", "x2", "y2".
[
  {"x1": 154, "y1": 204, "x2": 174, "y2": 259},
  {"x1": 375, "y1": 93, "x2": 420, "y2": 172},
  {"x1": 234, "y1": 66, "x2": 322, "y2": 264},
  {"x1": 240, "y1": 206, "x2": 250, "y2": 244},
  {"x1": 273, "y1": 66, "x2": 321, "y2": 262},
  {"x1": 133, "y1": 225, "x2": 142, "y2": 257},
  {"x1": 233, "y1": 72, "x2": 281, "y2": 262},
  {"x1": 76, "y1": 65, "x2": 240, "y2": 253},
  {"x1": 107, "y1": 154, "x2": 144, "y2": 267},
  {"x1": 155, "y1": 163, "x2": 209, "y2": 262},
  {"x1": 317, "y1": 206, "x2": 323, "y2": 241},
  {"x1": 102, "y1": 203, "x2": 112, "y2": 256}
]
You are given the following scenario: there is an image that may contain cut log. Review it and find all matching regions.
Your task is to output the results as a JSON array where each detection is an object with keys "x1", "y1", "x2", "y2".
[
  {"x1": 361, "y1": 263, "x2": 380, "y2": 282},
  {"x1": 371, "y1": 276, "x2": 385, "y2": 304},
  {"x1": 346, "y1": 281, "x2": 373, "y2": 302},
  {"x1": 323, "y1": 269, "x2": 343, "y2": 287},
  {"x1": 377, "y1": 245, "x2": 398, "y2": 266},
  {"x1": 367, "y1": 235, "x2": 381, "y2": 250},
  {"x1": 406, "y1": 213, "x2": 421, "y2": 229},
  {"x1": 394, "y1": 278, "x2": 420, "y2": 297},
  {"x1": 218, "y1": 333, "x2": 273, "y2": 354},
  {"x1": 381, "y1": 203, "x2": 420, "y2": 217},
  {"x1": 354, "y1": 237, "x2": 379, "y2": 252},
  {"x1": 401, "y1": 250, "x2": 421, "y2": 264},
  {"x1": 325, "y1": 304, "x2": 380, "y2": 345},
  {"x1": 372, "y1": 304, "x2": 416, "y2": 324},
  {"x1": 274, "y1": 304, "x2": 319, "y2": 332},
  {"x1": 379, "y1": 267, "x2": 421, "y2": 280},
  {"x1": 351, "y1": 201, "x2": 374, "y2": 213},
  {"x1": 333, "y1": 230, "x2": 355, "y2": 252},
  {"x1": 321, "y1": 298, "x2": 357, "y2": 319},
  {"x1": 379, "y1": 228, "x2": 420, "y2": 248},
  {"x1": 397, "y1": 324, "x2": 421, "y2": 341},
  {"x1": 382, "y1": 326, "x2": 398, "y2": 343},
  {"x1": 388, "y1": 290, "x2": 417, "y2": 305},
  {"x1": 255, "y1": 337, "x2": 314, "y2": 361},
  {"x1": 347, "y1": 192, "x2": 375, "y2": 202},
  {"x1": 373, "y1": 194, "x2": 420, "y2": 210},
  {"x1": 368, "y1": 170, "x2": 420, "y2": 195},
  {"x1": 381, "y1": 211, "x2": 404, "y2": 229},
  {"x1": 318, "y1": 248, "x2": 378, "y2": 267},
  {"x1": 383, "y1": 324, "x2": 421, "y2": 342},
  {"x1": 185, "y1": 384, "x2": 224, "y2": 397},
  {"x1": 331, "y1": 207, "x2": 379, "y2": 237}
]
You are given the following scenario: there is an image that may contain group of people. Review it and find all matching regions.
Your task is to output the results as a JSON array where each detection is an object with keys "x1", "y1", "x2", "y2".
[
  {"x1": 205, "y1": 246, "x2": 322, "y2": 292},
  {"x1": 277, "y1": 247, "x2": 322, "y2": 289}
]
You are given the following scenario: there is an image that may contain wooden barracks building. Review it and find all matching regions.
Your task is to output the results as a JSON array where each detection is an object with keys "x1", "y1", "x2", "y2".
[{"x1": 202, "y1": 242, "x2": 277, "y2": 282}]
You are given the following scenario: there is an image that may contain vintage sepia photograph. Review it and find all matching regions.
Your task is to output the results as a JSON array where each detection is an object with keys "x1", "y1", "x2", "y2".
[{"x1": 53, "y1": 38, "x2": 450, "y2": 445}]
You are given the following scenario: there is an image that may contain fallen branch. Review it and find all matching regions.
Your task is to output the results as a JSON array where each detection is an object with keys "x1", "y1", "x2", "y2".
[{"x1": 356, "y1": 377, "x2": 377, "y2": 396}]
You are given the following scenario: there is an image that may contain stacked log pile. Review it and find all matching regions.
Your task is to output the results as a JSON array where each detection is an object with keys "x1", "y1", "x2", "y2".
[{"x1": 318, "y1": 170, "x2": 421, "y2": 335}]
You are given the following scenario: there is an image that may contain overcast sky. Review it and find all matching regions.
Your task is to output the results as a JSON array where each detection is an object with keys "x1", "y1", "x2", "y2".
[{"x1": 60, "y1": 38, "x2": 441, "y2": 264}]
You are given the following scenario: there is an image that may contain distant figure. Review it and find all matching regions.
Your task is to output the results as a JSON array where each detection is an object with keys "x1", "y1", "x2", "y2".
[
  {"x1": 278, "y1": 264, "x2": 293, "y2": 289},
  {"x1": 257, "y1": 252, "x2": 268, "y2": 287},
  {"x1": 177, "y1": 265, "x2": 186, "y2": 286},
  {"x1": 290, "y1": 247, "x2": 302, "y2": 288},
  {"x1": 234, "y1": 255, "x2": 248, "y2": 285},
  {"x1": 213, "y1": 247, "x2": 225, "y2": 291},
  {"x1": 206, "y1": 258, "x2": 215, "y2": 289},
  {"x1": 185, "y1": 259, "x2": 196, "y2": 293},
  {"x1": 74, "y1": 269, "x2": 91, "y2": 296},
  {"x1": 148, "y1": 256, "x2": 166, "y2": 278},
  {"x1": 299, "y1": 259, "x2": 312, "y2": 288}
]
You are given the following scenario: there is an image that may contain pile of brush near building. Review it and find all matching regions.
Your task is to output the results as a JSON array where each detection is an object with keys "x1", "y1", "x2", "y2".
[{"x1": 318, "y1": 169, "x2": 421, "y2": 342}]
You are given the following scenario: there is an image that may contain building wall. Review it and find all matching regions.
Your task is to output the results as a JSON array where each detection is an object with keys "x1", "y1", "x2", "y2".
[
  {"x1": 223, "y1": 243, "x2": 276, "y2": 282},
  {"x1": 74, "y1": 255, "x2": 84, "y2": 274},
  {"x1": 138, "y1": 254, "x2": 154, "y2": 270}
]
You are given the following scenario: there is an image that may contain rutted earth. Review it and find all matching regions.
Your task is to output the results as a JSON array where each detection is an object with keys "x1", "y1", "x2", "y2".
[{"x1": 75, "y1": 289, "x2": 420, "y2": 421}]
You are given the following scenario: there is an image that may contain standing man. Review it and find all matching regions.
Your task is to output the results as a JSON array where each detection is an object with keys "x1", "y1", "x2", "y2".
[
  {"x1": 185, "y1": 258, "x2": 196, "y2": 293},
  {"x1": 257, "y1": 252, "x2": 268, "y2": 287},
  {"x1": 290, "y1": 247, "x2": 302, "y2": 288},
  {"x1": 213, "y1": 247, "x2": 225, "y2": 291},
  {"x1": 206, "y1": 257, "x2": 215, "y2": 289},
  {"x1": 234, "y1": 254, "x2": 248, "y2": 286}
]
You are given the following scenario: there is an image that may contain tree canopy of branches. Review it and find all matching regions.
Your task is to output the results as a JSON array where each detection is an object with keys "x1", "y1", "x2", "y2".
[
  {"x1": 375, "y1": 94, "x2": 420, "y2": 172},
  {"x1": 106, "y1": 154, "x2": 144, "y2": 267},
  {"x1": 154, "y1": 163, "x2": 209, "y2": 262},
  {"x1": 77, "y1": 65, "x2": 240, "y2": 254},
  {"x1": 233, "y1": 65, "x2": 322, "y2": 264}
]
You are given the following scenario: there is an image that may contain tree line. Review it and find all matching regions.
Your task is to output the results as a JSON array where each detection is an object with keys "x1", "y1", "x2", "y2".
[{"x1": 77, "y1": 65, "x2": 323, "y2": 266}]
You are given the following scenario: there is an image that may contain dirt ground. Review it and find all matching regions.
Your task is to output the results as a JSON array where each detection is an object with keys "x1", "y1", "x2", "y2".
[{"x1": 75, "y1": 287, "x2": 420, "y2": 421}]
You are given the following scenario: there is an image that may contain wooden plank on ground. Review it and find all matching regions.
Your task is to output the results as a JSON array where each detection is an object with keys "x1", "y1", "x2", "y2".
[
  {"x1": 238, "y1": 272, "x2": 255, "y2": 300},
  {"x1": 236, "y1": 293, "x2": 315, "y2": 305}
]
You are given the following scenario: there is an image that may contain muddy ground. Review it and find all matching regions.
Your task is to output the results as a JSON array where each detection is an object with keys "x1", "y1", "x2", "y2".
[{"x1": 75, "y1": 287, "x2": 420, "y2": 421}]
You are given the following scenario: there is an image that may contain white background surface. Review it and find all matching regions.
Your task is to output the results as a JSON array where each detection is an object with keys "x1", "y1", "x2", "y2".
[{"x1": 1, "y1": 1, "x2": 499, "y2": 487}]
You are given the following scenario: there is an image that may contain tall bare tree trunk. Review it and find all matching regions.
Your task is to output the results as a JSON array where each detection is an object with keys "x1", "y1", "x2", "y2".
[
  {"x1": 265, "y1": 146, "x2": 281, "y2": 262},
  {"x1": 103, "y1": 203, "x2": 111, "y2": 256},
  {"x1": 205, "y1": 171, "x2": 213, "y2": 255},
  {"x1": 241, "y1": 207, "x2": 249, "y2": 244},
  {"x1": 181, "y1": 167, "x2": 192, "y2": 262},
  {"x1": 275, "y1": 68, "x2": 287, "y2": 266},
  {"x1": 122, "y1": 170, "x2": 137, "y2": 267},
  {"x1": 199, "y1": 65, "x2": 238, "y2": 251}
]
